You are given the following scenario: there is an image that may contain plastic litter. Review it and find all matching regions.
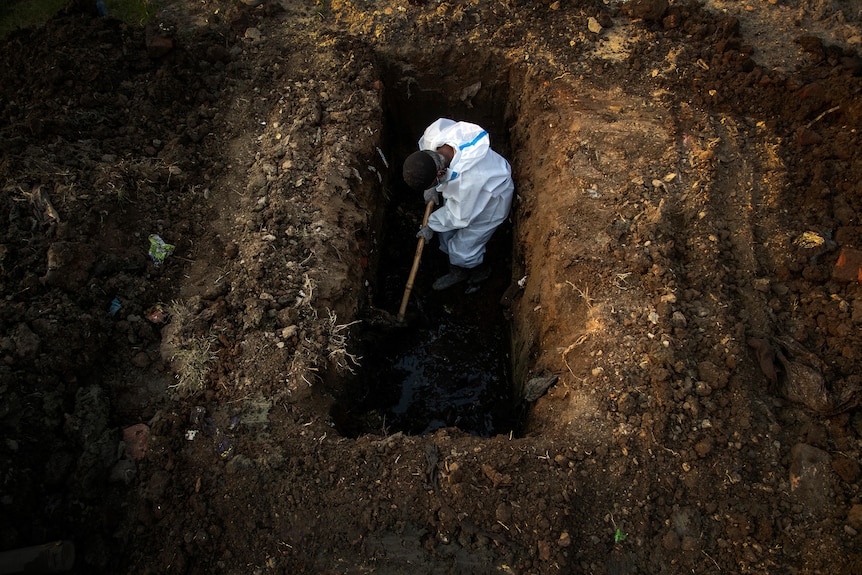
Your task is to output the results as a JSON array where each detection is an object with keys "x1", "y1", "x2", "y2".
[
  {"x1": 216, "y1": 434, "x2": 235, "y2": 459},
  {"x1": 148, "y1": 234, "x2": 175, "y2": 267},
  {"x1": 145, "y1": 304, "x2": 167, "y2": 324},
  {"x1": 191, "y1": 406, "x2": 206, "y2": 426},
  {"x1": 108, "y1": 297, "x2": 121, "y2": 316},
  {"x1": 376, "y1": 147, "x2": 389, "y2": 168},
  {"x1": 200, "y1": 416, "x2": 236, "y2": 459}
]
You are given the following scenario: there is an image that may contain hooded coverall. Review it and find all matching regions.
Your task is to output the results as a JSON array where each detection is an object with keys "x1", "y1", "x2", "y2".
[{"x1": 420, "y1": 118, "x2": 515, "y2": 269}]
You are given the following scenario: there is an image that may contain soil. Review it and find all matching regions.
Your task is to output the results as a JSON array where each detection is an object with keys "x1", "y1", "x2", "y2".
[{"x1": 1, "y1": 0, "x2": 862, "y2": 573}]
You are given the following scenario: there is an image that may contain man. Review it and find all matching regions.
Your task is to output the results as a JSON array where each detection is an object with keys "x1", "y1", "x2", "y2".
[{"x1": 402, "y1": 118, "x2": 514, "y2": 294}]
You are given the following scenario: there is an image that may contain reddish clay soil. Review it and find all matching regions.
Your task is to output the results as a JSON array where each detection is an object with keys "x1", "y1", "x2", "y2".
[{"x1": 1, "y1": 0, "x2": 861, "y2": 573}]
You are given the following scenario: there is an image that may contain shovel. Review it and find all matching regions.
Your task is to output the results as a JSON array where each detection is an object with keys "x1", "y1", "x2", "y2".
[{"x1": 396, "y1": 199, "x2": 436, "y2": 323}]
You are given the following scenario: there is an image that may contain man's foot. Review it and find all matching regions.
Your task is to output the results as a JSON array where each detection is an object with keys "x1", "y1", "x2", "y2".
[
  {"x1": 464, "y1": 264, "x2": 491, "y2": 294},
  {"x1": 432, "y1": 265, "x2": 469, "y2": 290}
]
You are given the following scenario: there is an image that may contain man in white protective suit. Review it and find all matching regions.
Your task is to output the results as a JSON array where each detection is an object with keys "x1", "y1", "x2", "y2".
[{"x1": 401, "y1": 118, "x2": 514, "y2": 294}]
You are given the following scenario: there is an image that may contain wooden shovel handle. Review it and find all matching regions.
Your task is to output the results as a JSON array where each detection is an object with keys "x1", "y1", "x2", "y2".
[{"x1": 396, "y1": 200, "x2": 436, "y2": 322}]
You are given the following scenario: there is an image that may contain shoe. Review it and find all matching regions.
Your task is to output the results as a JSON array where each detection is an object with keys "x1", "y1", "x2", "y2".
[
  {"x1": 464, "y1": 264, "x2": 491, "y2": 294},
  {"x1": 432, "y1": 265, "x2": 469, "y2": 290}
]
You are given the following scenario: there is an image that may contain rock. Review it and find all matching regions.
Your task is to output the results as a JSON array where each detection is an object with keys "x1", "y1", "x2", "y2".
[
  {"x1": 145, "y1": 25, "x2": 174, "y2": 59},
  {"x1": 694, "y1": 381, "x2": 712, "y2": 397},
  {"x1": 558, "y1": 531, "x2": 571, "y2": 547},
  {"x1": 595, "y1": 10, "x2": 613, "y2": 29},
  {"x1": 224, "y1": 242, "x2": 240, "y2": 259},
  {"x1": 523, "y1": 374, "x2": 558, "y2": 401},
  {"x1": 832, "y1": 457, "x2": 861, "y2": 483},
  {"x1": 672, "y1": 507, "x2": 701, "y2": 538},
  {"x1": 774, "y1": 337, "x2": 859, "y2": 414},
  {"x1": 110, "y1": 459, "x2": 138, "y2": 484},
  {"x1": 789, "y1": 443, "x2": 835, "y2": 516},
  {"x1": 752, "y1": 278, "x2": 770, "y2": 292},
  {"x1": 123, "y1": 424, "x2": 151, "y2": 460},
  {"x1": 833, "y1": 247, "x2": 862, "y2": 283},
  {"x1": 748, "y1": 337, "x2": 778, "y2": 386},
  {"x1": 661, "y1": 530, "x2": 680, "y2": 550},
  {"x1": 795, "y1": 35, "x2": 824, "y2": 57},
  {"x1": 131, "y1": 351, "x2": 151, "y2": 368},
  {"x1": 663, "y1": 12, "x2": 681, "y2": 29},
  {"x1": 495, "y1": 502, "x2": 513, "y2": 523},
  {"x1": 537, "y1": 539, "x2": 551, "y2": 561},
  {"x1": 481, "y1": 464, "x2": 511, "y2": 488},
  {"x1": 848, "y1": 504, "x2": 862, "y2": 529},
  {"x1": 621, "y1": 0, "x2": 668, "y2": 22},
  {"x1": 697, "y1": 360, "x2": 728, "y2": 390},
  {"x1": 680, "y1": 535, "x2": 699, "y2": 551},
  {"x1": 796, "y1": 128, "x2": 823, "y2": 146},
  {"x1": 694, "y1": 437, "x2": 713, "y2": 457},
  {"x1": 587, "y1": 17, "x2": 602, "y2": 34},
  {"x1": 13, "y1": 323, "x2": 41, "y2": 359},
  {"x1": 616, "y1": 392, "x2": 637, "y2": 416}
]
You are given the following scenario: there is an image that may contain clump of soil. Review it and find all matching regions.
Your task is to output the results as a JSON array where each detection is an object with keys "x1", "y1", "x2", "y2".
[{"x1": 1, "y1": 0, "x2": 861, "y2": 573}]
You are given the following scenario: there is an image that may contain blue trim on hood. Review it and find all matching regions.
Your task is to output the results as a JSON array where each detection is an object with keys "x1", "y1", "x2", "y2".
[{"x1": 459, "y1": 130, "x2": 487, "y2": 150}]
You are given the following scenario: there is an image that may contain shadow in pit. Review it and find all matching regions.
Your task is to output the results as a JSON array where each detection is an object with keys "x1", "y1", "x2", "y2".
[{"x1": 331, "y1": 51, "x2": 524, "y2": 438}]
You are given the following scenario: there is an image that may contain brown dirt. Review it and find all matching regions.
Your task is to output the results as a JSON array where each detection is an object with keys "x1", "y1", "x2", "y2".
[{"x1": 1, "y1": 0, "x2": 861, "y2": 573}]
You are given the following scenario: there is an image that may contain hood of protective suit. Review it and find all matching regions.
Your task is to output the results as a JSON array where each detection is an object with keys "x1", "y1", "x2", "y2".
[{"x1": 418, "y1": 118, "x2": 489, "y2": 175}]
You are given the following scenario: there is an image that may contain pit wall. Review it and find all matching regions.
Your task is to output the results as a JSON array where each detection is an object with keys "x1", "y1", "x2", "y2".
[
  {"x1": 505, "y1": 64, "x2": 583, "y2": 412},
  {"x1": 505, "y1": 65, "x2": 675, "y2": 434}
]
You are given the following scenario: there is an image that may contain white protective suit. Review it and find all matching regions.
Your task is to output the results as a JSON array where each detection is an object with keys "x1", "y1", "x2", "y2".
[{"x1": 420, "y1": 118, "x2": 514, "y2": 269}]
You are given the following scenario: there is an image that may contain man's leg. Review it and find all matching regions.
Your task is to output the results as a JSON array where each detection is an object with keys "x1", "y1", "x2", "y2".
[
  {"x1": 433, "y1": 229, "x2": 493, "y2": 291},
  {"x1": 433, "y1": 195, "x2": 508, "y2": 291}
]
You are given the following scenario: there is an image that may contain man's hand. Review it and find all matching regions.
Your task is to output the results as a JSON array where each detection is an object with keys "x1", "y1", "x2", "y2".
[
  {"x1": 416, "y1": 226, "x2": 434, "y2": 242},
  {"x1": 423, "y1": 187, "x2": 439, "y2": 205}
]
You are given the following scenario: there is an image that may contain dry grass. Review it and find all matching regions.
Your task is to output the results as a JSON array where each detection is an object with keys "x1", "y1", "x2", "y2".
[
  {"x1": 325, "y1": 309, "x2": 362, "y2": 375},
  {"x1": 166, "y1": 300, "x2": 217, "y2": 394}
]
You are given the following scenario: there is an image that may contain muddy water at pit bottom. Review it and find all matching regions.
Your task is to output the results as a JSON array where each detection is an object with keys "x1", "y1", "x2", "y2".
[{"x1": 361, "y1": 304, "x2": 513, "y2": 436}]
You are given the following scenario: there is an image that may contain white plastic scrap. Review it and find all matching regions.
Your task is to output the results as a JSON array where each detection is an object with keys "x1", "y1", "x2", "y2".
[{"x1": 376, "y1": 147, "x2": 389, "y2": 168}]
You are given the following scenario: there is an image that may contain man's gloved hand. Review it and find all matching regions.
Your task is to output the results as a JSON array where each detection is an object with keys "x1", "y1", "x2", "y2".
[
  {"x1": 423, "y1": 187, "x2": 439, "y2": 205},
  {"x1": 416, "y1": 226, "x2": 434, "y2": 242}
]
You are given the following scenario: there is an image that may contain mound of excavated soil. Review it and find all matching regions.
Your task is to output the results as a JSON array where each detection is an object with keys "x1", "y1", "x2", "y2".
[{"x1": 1, "y1": 0, "x2": 861, "y2": 573}]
